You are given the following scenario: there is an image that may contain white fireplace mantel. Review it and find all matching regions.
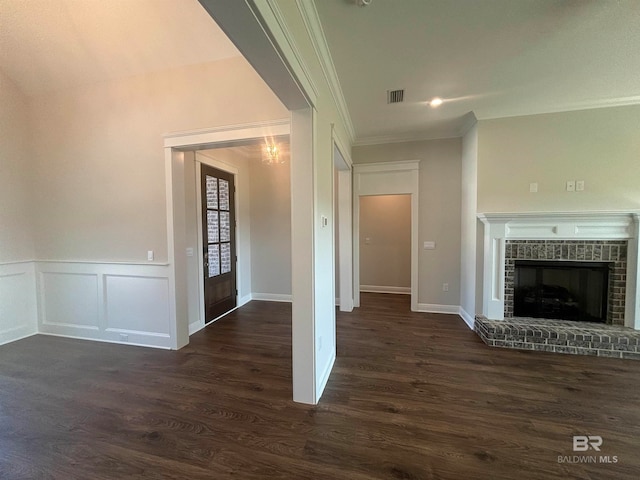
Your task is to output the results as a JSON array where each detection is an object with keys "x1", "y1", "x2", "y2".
[{"x1": 477, "y1": 211, "x2": 640, "y2": 329}]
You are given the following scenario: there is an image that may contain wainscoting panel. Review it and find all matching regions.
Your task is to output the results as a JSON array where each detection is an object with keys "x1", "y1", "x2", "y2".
[
  {"x1": 37, "y1": 262, "x2": 172, "y2": 348},
  {"x1": 104, "y1": 275, "x2": 171, "y2": 345},
  {"x1": 40, "y1": 272, "x2": 100, "y2": 331},
  {"x1": 0, "y1": 262, "x2": 37, "y2": 346}
]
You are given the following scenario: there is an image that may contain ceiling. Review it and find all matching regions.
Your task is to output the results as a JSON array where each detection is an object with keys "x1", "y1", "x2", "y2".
[
  {"x1": 3, "y1": 0, "x2": 639, "y2": 145},
  {"x1": 0, "y1": 0, "x2": 240, "y2": 96},
  {"x1": 203, "y1": 137, "x2": 290, "y2": 162},
  {"x1": 314, "y1": 0, "x2": 640, "y2": 144}
]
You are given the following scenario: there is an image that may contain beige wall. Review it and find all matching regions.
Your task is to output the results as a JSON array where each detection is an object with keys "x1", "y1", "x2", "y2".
[
  {"x1": 0, "y1": 70, "x2": 33, "y2": 263},
  {"x1": 478, "y1": 104, "x2": 640, "y2": 213},
  {"x1": 353, "y1": 138, "x2": 462, "y2": 307},
  {"x1": 249, "y1": 158, "x2": 292, "y2": 296},
  {"x1": 461, "y1": 123, "x2": 478, "y2": 318},
  {"x1": 359, "y1": 195, "x2": 411, "y2": 289},
  {"x1": 28, "y1": 57, "x2": 288, "y2": 263}
]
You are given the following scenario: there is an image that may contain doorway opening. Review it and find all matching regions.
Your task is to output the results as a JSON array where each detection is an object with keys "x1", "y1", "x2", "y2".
[
  {"x1": 353, "y1": 161, "x2": 420, "y2": 311},
  {"x1": 359, "y1": 194, "x2": 411, "y2": 296},
  {"x1": 181, "y1": 135, "x2": 292, "y2": 335}
]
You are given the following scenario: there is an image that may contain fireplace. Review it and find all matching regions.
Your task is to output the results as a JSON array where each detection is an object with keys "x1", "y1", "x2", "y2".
[
  {"x1": 477, "y1": 212, "x2": 639, "y2": 331},
  {"x1": 513, "y1": 260, "x2": 611, "y2": 323},
  {"x1": 504, "y1": 240, "x2": 627, "y2": 325},
  {"x1": 475, "y1": 213, "x2": 640, "y2": 359}
]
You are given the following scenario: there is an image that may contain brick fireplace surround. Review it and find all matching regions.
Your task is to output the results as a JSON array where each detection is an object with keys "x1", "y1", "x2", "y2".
[{"x1": 475, "y1": 212, "x2": 640, "y2": 360}]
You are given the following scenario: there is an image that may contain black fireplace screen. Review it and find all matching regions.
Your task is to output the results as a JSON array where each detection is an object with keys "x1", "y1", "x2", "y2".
[{"x1": 514, "y1": 260, "x2": 612, "y2": 323}]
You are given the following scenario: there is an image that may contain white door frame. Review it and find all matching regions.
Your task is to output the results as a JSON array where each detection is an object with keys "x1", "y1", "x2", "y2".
[
  {"x1": 163, "y1": 119, "x2": 290, "y2": 349},
  {"x1": 332, "y1": 130, "x2": 354, "y2": 312},
  {"x1": 353, "y1": 161, "x2": 420, "y2": 311},
  {"x1": 191, "y1": 152, "x2": 243, "y2": 335}
]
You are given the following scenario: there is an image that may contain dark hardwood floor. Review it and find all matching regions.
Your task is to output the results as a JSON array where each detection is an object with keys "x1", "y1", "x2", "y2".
[{"x1": 1, "y1": 293, "x2": 639, "y2": 479}]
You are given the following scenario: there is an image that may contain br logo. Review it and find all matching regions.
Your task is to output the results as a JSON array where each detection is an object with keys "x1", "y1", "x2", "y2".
[{"x1": 573, "y1": 435, "x2": 603, "y2": 452}]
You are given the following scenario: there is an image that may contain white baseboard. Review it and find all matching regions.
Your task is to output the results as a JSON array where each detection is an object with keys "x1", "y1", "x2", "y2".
[
  {"x1": 360, "y1": 285, "x2": 411, "y2": 295},
  {"x1": 38, "y1": 331, "x2": 171, "y2": 350},
  {"x1": 416, "y1": 303, "x2": 461, "y2": 314},
  {"x1": 239, "y1": 293, "x2": 252, "y2": 307},
  {"x1": 188, "y1": 321, "x2": 203, "y2": 336},
  {"x1": 251, "y1": 293, "x2": 292, "y2": 303},
  {"x1": 316, "y1": 351, "x2": 336, "y2": 403},
  {"x1": 458, "y1": 307, "x2": 475, "y2": 330}
]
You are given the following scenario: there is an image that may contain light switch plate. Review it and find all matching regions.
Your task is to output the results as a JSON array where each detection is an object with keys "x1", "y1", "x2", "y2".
[
  {"x1": 423, "y1": 241, "x2": 436, "y2": 250},
  {"x1": 566, "y1": 180, "x2": 576, "y2": 192}
]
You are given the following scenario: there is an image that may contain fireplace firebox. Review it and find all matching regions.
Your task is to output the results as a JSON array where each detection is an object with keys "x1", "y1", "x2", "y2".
[{"x1": 514, "y1": 260, "x2": 612, "y2": 323}]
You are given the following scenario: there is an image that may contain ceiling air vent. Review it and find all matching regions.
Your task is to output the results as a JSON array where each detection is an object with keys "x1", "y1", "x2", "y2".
[{"x1": 387, "y1": 89, "x2": 404, "y2": 104}]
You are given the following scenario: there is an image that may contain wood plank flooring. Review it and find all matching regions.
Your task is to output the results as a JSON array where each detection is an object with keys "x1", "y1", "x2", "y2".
[{"x1": 1, "y1": 293, "x2": 639, "y2": 479}]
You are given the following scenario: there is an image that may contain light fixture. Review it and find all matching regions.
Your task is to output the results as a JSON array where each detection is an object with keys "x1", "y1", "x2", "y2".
[
  {"x1": 262, "y1": 141, "x2": 284, "y2": 165},
  {"x1": 429, "y1": 97, "x2": 443, "y2": 108}
]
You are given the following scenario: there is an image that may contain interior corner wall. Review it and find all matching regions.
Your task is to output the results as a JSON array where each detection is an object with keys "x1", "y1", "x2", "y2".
[
  {"x1": 460, "y1": 123, "x2": 478, "y2": 323},
  {"x1": 359, "y1": 195, "x2": 411, "y2": 290},
  {"x1": 0, "y1": 69, "x2": 38, "y2": 345},
  {"x1": 352, "y1": 138, "x2": 463, "y2": 308},
  {"x1": 477, "y1": 104, "x2": 640, "y2": 213}
]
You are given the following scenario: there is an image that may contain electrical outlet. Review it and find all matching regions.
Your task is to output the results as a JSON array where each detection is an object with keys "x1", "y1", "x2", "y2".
[
  {"x1": 147, "y1": 250, "x2": 154, "y2": 261},
  {"x1": 566, "y1": 180, "x2": 576, "y2": 192},
  {"x1": 576, "y1": 180, "x2": 585, "y2": 191},
  {"x1": 529, "y1": 182, "x2": 538, "y2": 193},
  {"x1": 442, "y1": 283, "x2": 449, "y2": 292}
]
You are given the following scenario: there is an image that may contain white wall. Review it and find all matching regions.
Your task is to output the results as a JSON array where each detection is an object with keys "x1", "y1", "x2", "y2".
[
  {"x1": 359, "y1": 195, "x2": 411, "y2": 291},
  {"x1": 0, "y1": 69, "x2": 38, "y2": 345},
  {"x1": 477, "y1": 104, "x2": 640, "y2": 213},
  {"x1": 460, "y1": 123, "x2": 478, "y2": 326},
  {"x1": 353, "y1": 138, "x2": 462, "y2": 307}
]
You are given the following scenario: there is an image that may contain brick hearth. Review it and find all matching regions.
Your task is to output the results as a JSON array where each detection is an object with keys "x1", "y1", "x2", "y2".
[{"x1": 475, "y1": 315, "x2": 640, "y2": 360}]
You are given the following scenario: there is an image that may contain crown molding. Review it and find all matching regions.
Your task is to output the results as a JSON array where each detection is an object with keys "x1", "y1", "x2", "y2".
[
  {"x1": 352, "y1": 131, "x2": 463, "y2": 147},
  {"x1": 295, "y1": 0, "x2": 356, "y2": 144},
  {"x1": 480, "y1": 96, "x2": 640, "y2": 122}
]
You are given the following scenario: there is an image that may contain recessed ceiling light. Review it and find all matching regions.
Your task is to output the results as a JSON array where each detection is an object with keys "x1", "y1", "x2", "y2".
[{"x1": 429, "y1": 97, "x2": 443, "y2": 107}]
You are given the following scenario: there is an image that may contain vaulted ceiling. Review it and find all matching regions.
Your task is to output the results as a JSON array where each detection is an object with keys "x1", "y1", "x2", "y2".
[
  {"x1": 3, "y1": 0, "x2": 639, "y2": 146},
  {"x1": 314, "y1": 0, "x2": 640, "y2": 144},
  {"x1": 0, "y1": 0, "x2": 239, "y2": 96}
]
